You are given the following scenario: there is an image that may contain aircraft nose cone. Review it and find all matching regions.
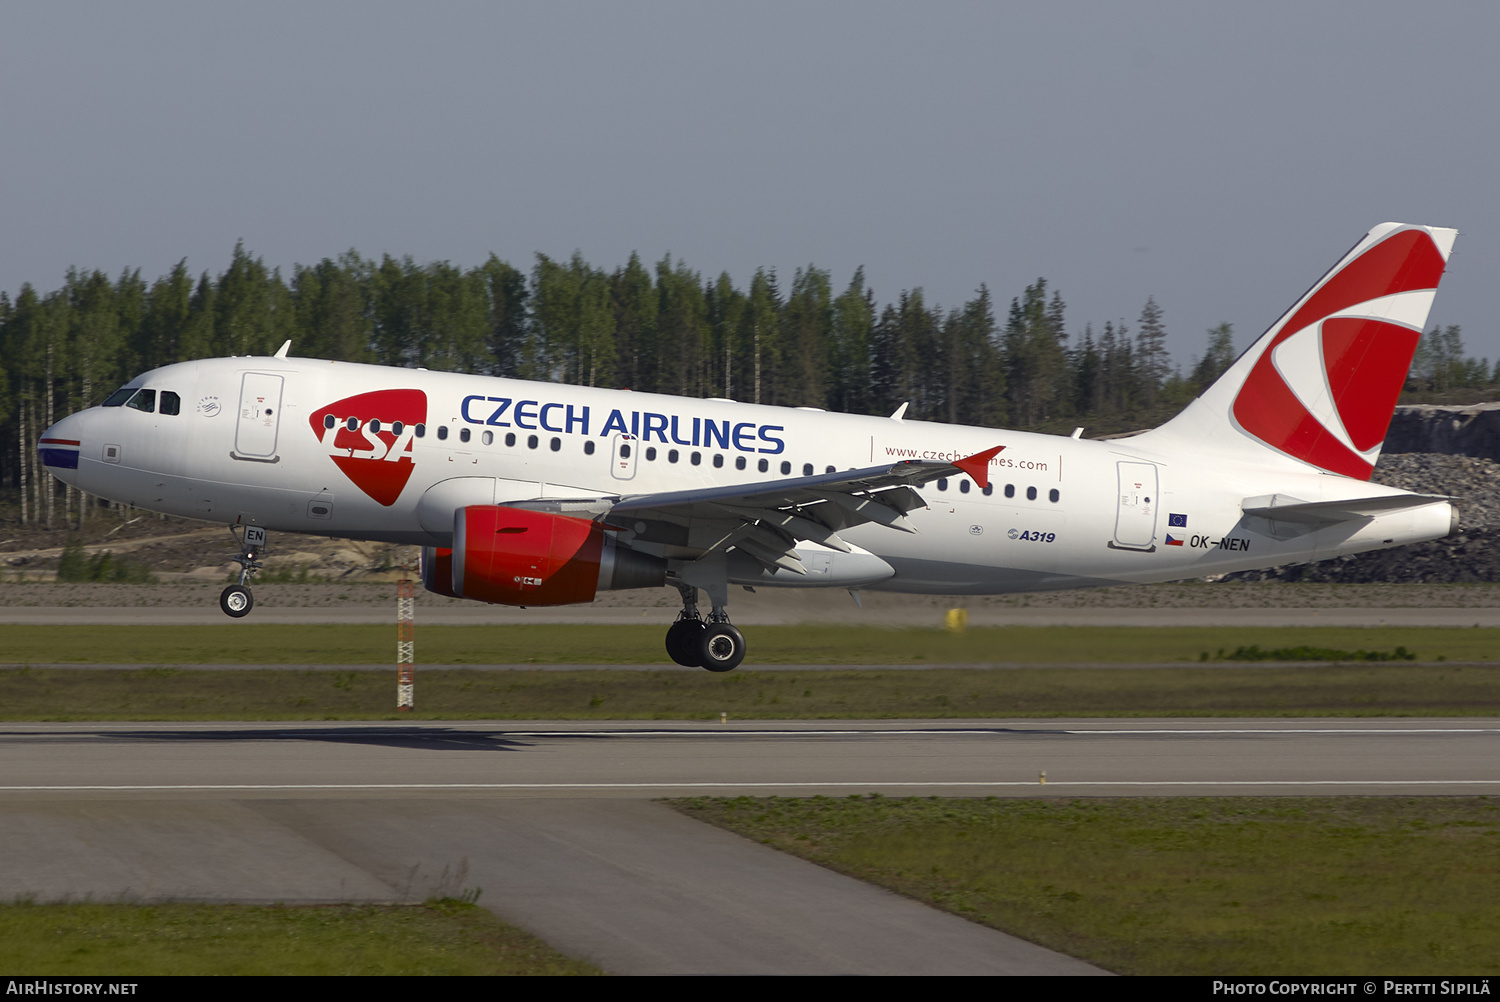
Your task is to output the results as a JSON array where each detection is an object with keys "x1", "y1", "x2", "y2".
[{"x1": 38, "y1": 413, "x2": 86, "y2": 474}]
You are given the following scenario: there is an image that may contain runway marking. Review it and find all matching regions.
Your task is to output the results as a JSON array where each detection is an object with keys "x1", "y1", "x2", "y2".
[
  {"x1": 5, "y1": 726, "x2": 1497, "y2": 744},
  {"x1": 2, "y1": 780, "x2": 1498, "y2": 792},
  {"x1": 485, "y1": 727, "x2": 1500, "y2": 737}
]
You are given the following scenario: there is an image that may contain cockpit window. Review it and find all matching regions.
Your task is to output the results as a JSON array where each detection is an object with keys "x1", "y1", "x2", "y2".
[
  {"x1": 102, "y1": 387, "x2": 135, "y2": 407},
  {"x1": 159, "y1": 391, "x2": 181, "y2": 416},
  {"x1": 125, "y1": 389, "x2": 156, "y2": 413}
]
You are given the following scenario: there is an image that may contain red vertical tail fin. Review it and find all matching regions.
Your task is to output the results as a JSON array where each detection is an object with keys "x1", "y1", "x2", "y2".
[{"x1": 1139, "y1": 223, "x2": 1457, "y2": 478}]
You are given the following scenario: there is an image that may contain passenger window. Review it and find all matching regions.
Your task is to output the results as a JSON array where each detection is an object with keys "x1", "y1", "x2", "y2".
[
  {"x1": 780, "y1": 461, "x2": 791, "y2": 475},
  {"x1": 960, "y1": 480, "x2": 970, "y2": 494},
  {"x1": 550, "y1": 437, "x2": 561, "y2": 452},
  {"x1": 1004, "y1": 484, "x2": 1015, "y2": 498},
  {"x1": 758, "y1": 458, "x2": 769, "y2": 473},
  {"x1": 713, "y1": 454, "x2": 723, "y2": 468},
  {"x1": 585, "y1": 440, "x2": 596, "y2": 455},
  {"x1": 323, "y1": 414, "x2": 336, "y2": 430},
  {"x1": 802, "y1": 463, "x2": 813, "y2": 476},
  {"x1": 982, "y1": 485, "x2": 993, "y2": 496},
  {"x1": 1049, "y1": 488, "x2": 1060, "y2": 503},
  {"x1": 415, "y1": 424, "x2": 426, "y2": 438},
  {"x1": 481, "y1": 430, "x2": 493, "y2": 445},
  {"x1": 1026, "y1": 486, "x2": 1037, "y2": 501},
  {"x1": 646, "y1": 447, "x2": 657, "y2": 461},
  {"x1": 126, "y1": 389, "x2": 156, "y2": 413},
  {"x1": 159, "y1": 391, "x2": 181, "y2": 416},
  {"x1": 937, "y1": 478, "x2": 948, "y2": 491},
  {"x1": 736, "y1": 456, "x2": 746, "y2": 470},
  {"x1": 437, "y1": 425, "x2": 449, "y2": 440},
  {"x1": 668, "y1": 449, "x2": 679, "y2": 463},
  {"x1": 505, "y1": 432, "x2": 516, "y2": 447},
  {"x1": 459, "y1": 427, "x2": 471, "y2": 443},
  {"x1": 691, "y1": 452, "x2": 702, "y2": 466},
  {"x1": 528, "y1": 435, "x2": 539, "y2": 450}
]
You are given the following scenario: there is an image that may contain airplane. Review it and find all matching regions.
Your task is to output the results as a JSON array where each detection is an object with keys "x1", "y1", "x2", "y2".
[{"x1": 37, "y1": 222, "x2": 1459, "y2": 671}]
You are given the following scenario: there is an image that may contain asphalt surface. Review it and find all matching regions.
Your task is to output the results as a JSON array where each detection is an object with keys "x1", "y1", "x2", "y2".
[{"x1": 3, "y1": 719, "x2": 1497, "y2": 974}]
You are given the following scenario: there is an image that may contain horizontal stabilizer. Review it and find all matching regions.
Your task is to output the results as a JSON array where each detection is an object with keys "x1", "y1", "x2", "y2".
[{"x1": 1241, "y1": 492, "x2": 1451, "y2": 525}]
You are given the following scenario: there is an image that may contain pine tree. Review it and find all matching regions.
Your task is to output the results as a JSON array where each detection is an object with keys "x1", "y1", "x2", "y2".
[
  {"x1": 781, "y1": 266, "x2": 832, "y2": 408},
  {"x1": 1135, "y1": 296, "x2": 1169, "y2": 406},
  {"x1": 479, "y1": 254, "x2": 528, "y2": 377},
  {"x1": 829, "y1": 268, "x2": 875, "y2": 415},
  {"x1": 654, "y1": 255, "x2": 710, "y2": 397},
  {"x1": 1190, "y1": 323, "x2": 1236, "y2": 392},
  {"x1": 707, "y1": 272, "x2": 746, "y2": 400},
  {"x1": 743, "y1": 269, "x2": 781, "y2": 404},
  {"x1": 1004, "y1": 279, "x2": 1069, "y2": 427},
  {"x1": 609, "y1": 253, "x2": 656, "y2": 391}
]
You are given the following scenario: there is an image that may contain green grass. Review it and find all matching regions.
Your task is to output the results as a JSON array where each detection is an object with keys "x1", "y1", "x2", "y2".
[
  {"x1": 7, "y1": 623, "x2": 1500, "y2": 666},
  {"x1": 672, "y1": 796, "x2": 1500, "y2": 976},
  {"x1": 2, "y1": 663, "x2": 1498, "y2": 719},
  {"x1": 0, "y1": 900, "x2": 600, "y2": 975}
]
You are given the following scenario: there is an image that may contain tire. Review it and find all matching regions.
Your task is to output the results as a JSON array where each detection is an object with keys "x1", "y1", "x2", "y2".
[
  {"x1": 220, "y1": 584, "x2": 254, "y2": 618},
  {"x1": 665, "y1": 619, "x2": 705, "y2": 667},
  {"x1": 697, "y1": 623, "x2": 745, "y2": 672}
]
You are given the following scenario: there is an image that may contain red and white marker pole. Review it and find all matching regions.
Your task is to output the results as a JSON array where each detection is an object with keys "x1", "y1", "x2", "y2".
[{"x1": 397, "y1": 578, "x2": 414, "y2": 712}]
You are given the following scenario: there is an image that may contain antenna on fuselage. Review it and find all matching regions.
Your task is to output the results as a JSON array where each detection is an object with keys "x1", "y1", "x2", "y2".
[{"x1": 273, "y1": 340, "x2": 291, "y2": 359}]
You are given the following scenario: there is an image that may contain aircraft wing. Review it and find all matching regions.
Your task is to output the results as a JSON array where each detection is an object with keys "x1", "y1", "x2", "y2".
[{"x1": 518, "y1": 446, "x2": 1002, "y2": 576}]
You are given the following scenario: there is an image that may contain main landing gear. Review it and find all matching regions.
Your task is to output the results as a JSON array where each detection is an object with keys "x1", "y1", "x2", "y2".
[
  {"x1": 220, "y1": 525, "x2": 266, "y2": 619},
  {"x1": 666, "y1": 582, "x2": 746, "y2": 672}
]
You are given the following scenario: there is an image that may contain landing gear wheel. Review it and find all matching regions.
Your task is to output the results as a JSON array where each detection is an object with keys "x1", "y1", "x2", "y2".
[
  {"x1": 697, "y1": 623, "x2": 746, "y2": 672},
  {"x1": 666, "y1": 619, "x2": 706, "y2": 667},
  {"x1": 220, "y1": 584, "x2": 254, "y2": 618}
]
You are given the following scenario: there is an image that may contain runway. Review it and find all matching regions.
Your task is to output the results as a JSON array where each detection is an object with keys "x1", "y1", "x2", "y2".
[
  {"x1": 2, "y1": 719, "x2": 1494, "y2": 974},
  {"x1": 4, "y1": 718, "x2": 1497, "y2": 796}
]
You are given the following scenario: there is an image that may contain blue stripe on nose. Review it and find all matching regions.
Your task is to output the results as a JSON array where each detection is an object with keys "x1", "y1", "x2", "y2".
[{"x1": 40, "y1": 448, "x2": 79, "y2": 469}]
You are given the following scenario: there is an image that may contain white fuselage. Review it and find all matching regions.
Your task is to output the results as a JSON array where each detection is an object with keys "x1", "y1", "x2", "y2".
[{"x1": 41, "y1": 355, "x2": 1454, "y2": 595}]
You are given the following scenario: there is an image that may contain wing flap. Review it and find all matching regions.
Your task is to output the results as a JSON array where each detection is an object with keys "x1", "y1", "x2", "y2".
[{"x1": 498, "y1": 448, "x2": 1000, "y2": 564}]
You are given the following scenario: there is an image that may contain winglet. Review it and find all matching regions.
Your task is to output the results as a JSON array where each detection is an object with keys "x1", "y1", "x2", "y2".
[{"x1": 953, "y1": 446, "x2": 1004, "y2": 490}]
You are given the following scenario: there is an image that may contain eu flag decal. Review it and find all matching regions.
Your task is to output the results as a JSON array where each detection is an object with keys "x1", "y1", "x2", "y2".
[{"x1": 1168, "y1": 513, "x2": 1188, "y2": 527}]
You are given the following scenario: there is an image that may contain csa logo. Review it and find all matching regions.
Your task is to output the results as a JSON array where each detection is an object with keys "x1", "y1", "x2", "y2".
[
  {"x1": 309, "y1": 389, "x2": 427, "y2": 506},
  {"x1": 1231, "y1": 227, "x2": 1446, "y2": 480}
]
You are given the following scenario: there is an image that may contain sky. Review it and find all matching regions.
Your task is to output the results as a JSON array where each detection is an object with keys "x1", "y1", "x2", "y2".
[{"x1": 2, "y1": 1, "x2": 1496, "y2": 370}]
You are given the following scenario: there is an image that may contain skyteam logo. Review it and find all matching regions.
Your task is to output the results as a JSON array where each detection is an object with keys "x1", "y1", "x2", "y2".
[
  {"x1": 1231, "y1": 226, "x2": 1447, "y2": 480},
  {"x1": 309, "y1": 389, "x2": 427, "y2": 506}
]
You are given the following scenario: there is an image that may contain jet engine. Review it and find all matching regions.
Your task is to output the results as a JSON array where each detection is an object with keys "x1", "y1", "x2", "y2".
[{"x1": 424, "y1": 505, "x2": 665, "y2": 606}]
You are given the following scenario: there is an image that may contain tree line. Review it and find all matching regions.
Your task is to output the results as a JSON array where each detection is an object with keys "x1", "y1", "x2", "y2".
[{"x1": 1, "y1": 243, "x2": 1487, "y2": 526}]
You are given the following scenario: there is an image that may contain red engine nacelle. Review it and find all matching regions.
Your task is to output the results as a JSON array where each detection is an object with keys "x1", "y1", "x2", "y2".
[
  {"x1": 419, "y1": 545, "x2": 458, "y2": 599},
  {"x1": 437, "y1": 505, "x2": 665, "y2": 607}
]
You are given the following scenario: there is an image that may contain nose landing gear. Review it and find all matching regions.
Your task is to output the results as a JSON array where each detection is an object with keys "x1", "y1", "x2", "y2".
[
  {"x1": 220, "y1": 524, "x2": 265, "y2": 619},
  {"x1": 220, "y1": 584, "x2": 253, "y2": 617},
  {"x1": 665, "y1": 583, "x2": 746, "y2": 671}
]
